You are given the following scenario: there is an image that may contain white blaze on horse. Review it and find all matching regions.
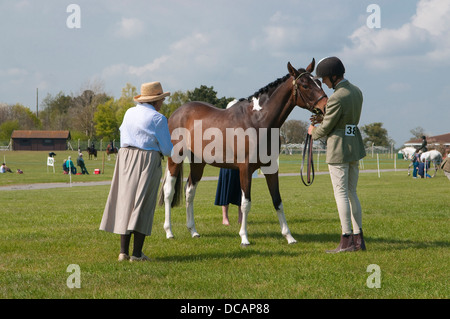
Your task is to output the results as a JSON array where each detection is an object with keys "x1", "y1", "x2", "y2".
[{"x1": 158, "y1": 59, "x2": 328, "y2": 246}]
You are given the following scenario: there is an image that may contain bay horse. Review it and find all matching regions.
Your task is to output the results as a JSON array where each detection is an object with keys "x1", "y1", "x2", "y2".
[
  {"x1": 159, "y1": 59, "x2": 327, "y2": 246},
  {"x1": 106, "y1": 143, "x2": 118, "y2": 160},
  {"x1": 87, "y1": 146, "x2": 97, "y2": 160}
]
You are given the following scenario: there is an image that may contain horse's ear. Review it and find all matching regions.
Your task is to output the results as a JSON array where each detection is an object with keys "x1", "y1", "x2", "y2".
[
  {"x1": 287, "y1": 62, "x2": 299, "y2": 77},
  {"x1": 306, "y1": 58, "x2": 315, "y2": 73}
]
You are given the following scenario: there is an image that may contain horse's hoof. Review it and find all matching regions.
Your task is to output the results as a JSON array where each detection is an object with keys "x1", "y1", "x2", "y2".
[
  {"x1": 240, "y1": 242, "x2": 251, "y2": 247},
  {"x1": 192, "y1": 233, "x2": 200, "y2": 238},
  {"x1": 286, "y1": 236, "x2": 297, "y2": 244}
]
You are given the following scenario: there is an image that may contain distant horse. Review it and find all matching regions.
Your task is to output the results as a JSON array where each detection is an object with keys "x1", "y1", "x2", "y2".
[
  {"x1": 159, "y1": 59, "x2": 328, "y2": 246},
  {"x1": 420, "y1": 150, "x2": 442, "y2": 177},
  {"x1": 106, "y1": 143, "x2": 118, "y2": 160},
  {"x1": 87, "y1": 146, "x2": 97, "y2": 160},
  {"x1": 401, "y1": 147, "x2": 442, "y2": 177},
  {"x1": 400, "y1": 147, "x2": 416, "y2": 175},
  {"x1": 400, "y1": 147, "x2": 416, "y2": 161}
]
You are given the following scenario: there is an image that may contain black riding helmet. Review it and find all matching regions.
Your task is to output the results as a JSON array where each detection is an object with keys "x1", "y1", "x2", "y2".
[{"x1": 315, "y1": 57, "x2": 345, "y2": 89}]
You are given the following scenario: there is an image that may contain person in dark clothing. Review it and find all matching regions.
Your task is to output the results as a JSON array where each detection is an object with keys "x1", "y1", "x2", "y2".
[
  {"x1": 416, "y1": 136, "x2": 428, "y2": 153},
  {"x1": 77, "y1": 154, "x2": 89, "y2": 175},
  {"x1": 417, "y1": 159, "x2": 431, "y2": 178},
  {"x1": 215, "y1": 168, "x2": 242, "y2": 225}
]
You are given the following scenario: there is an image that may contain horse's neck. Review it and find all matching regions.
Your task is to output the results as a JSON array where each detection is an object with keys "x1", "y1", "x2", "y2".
[{"x1": 260, "y1": 78, "x2": 295, "y2": 128}]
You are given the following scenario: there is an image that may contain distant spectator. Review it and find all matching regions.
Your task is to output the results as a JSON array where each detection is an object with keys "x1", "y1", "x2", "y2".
[
  {"x1": 1, "y1": 163, "x2": 12, "y2": 173},
  {"x1": 417, "y1": 159, "x2": 431, "y2": 179},
  {"x1": 77, "y1": 154, "x2": 89, "y2": 175},
  {"x1": 63, "y1": 160, "x2": 69, "y2": 174},
  {"x1": 412, "y1": 152, "x2": 420, "y2": 178},
  {"x1": 66, "y1": 156, "x2": 77, "y2": 175}
]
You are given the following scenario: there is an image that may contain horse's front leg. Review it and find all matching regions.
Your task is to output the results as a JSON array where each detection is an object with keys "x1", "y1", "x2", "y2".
[
  {"x1": 264, "y1": 172, "x2": 297, "y2": 244},
  {"x1": 239, "y1": 190, "x2": 251, "y2": 246},
  {"x1": 238, "y1": 169, "x2": 252, "y2": 246}
]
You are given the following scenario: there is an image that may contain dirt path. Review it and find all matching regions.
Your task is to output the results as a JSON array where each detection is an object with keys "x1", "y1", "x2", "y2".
[{"x1": 0, "y1": 169, "x2": 407, "y2": 191}]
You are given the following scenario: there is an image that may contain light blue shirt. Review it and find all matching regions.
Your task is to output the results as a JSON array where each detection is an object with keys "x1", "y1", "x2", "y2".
[{"x1": 120, "y1": 103, "x2": 173, "y2": 156}]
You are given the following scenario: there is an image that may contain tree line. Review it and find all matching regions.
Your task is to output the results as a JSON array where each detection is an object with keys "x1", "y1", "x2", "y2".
[{"x1": 0, "y1": 82, "x2": 412, "y2": 148}]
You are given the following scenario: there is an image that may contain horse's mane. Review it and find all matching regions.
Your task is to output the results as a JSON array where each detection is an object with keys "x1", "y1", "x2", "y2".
[{"x1": 239, "y1": 68, "x2": 305, "y2": 102}]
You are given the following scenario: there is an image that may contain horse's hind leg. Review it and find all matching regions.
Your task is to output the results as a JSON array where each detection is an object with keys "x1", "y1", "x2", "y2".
[
  {"x1": 185, "y1": 163, "x2": 205, "y2": 238},
  {"x1": 163, "y1": 164, "x2": 177, "y2": 239}
]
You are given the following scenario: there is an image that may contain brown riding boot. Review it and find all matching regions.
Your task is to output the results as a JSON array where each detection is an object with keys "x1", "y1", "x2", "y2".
[
  {"x1": 353, "y1": 229, "x2": 366, "y2": 251},
  {"x1": 326, "y1": 234, "x2": 355, "y2": 253}
]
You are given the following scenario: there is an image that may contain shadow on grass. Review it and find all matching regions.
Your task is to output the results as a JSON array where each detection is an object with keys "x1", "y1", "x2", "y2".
[
  {"x1": 154, "y1": 230, "x2": 449, "y2": 263},
  {"x1": 155, "y1": 246, "x2": 299, "y2": 263}
]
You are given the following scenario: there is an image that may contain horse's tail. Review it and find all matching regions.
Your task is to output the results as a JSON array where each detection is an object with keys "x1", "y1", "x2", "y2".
[{"x1": 158, "y1": 161, "x2": 184, "y2": 207}]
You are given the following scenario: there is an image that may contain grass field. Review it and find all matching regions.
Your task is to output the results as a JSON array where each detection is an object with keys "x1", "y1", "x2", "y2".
[{"x1": 0, "y1": 151, "x2": 448, "y2": 299}]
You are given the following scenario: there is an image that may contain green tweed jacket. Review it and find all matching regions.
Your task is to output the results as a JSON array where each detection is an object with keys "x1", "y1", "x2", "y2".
[{"x1": 311, "y1": 80, "x2": 366, "y2": 164}]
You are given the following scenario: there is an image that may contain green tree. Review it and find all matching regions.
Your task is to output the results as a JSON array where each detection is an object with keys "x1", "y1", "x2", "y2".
[
  {"x1": 10, "y1": 104, "x2": 41, "y2": 130},
  {"x1": 0, "y1": 120, "x2": 19, "y2": 140},
  {"x1": 94, "y1": 83, "x2": 137, "y2": 141},
  {"x1": 116, "y1": 83, "x2": 137, "y2": 124},
  {"x1": 160, "y1": 90, "x2": 189, "y2": 118},
  {"x1": 39, "y1": 92, "x2": 73, "y2": 130},
  {"x1": 94, "y1": 99, "x2": 120, "y2": 141},
  {"x1": 361, "y1": 122, "x2": 391, "y2": 147},
  {"x1": 187, "y1": 85, "x2": 235, "y2": 109}
]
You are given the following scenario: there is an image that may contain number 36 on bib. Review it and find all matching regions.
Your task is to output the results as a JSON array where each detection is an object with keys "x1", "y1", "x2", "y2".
[{"x1": 345, "y1": 125, "x2": 356, "y2": 136}]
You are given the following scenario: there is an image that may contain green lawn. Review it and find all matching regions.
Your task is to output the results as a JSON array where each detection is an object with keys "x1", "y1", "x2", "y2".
[
  {"x1": 0, "y1": 150, "x2": 411, "y2": 186},
  {"x1": 0, "y1": 150, "x2": 448, "y2": 299}
]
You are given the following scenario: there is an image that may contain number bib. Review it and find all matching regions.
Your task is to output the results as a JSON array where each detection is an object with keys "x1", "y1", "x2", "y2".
[{"x1": 345, "y1": 125, "x2": 356, "y2": 136}]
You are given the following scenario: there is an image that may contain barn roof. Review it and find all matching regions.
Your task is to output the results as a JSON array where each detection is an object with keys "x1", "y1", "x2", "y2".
[
  {"x1": 11, "y1": 130, "x2": 71, "y2": 139},
  {"x1": 404, "y1": 133, "x2": 450, "y2": 145}
]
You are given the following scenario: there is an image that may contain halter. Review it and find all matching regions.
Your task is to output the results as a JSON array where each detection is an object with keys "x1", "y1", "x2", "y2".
[{"x1": 292, "y1": 72, "x2": 327, "y2": 111}]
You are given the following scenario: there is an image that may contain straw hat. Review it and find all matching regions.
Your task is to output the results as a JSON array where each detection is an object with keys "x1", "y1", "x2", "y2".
[{"x1": 134, "y1": 82, "x2": 170, "y2": 103}]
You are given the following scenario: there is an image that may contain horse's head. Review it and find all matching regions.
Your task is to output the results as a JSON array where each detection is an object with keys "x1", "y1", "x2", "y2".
[{"x1": 288, "y1": 59, "x2": 328, "y2": 115}]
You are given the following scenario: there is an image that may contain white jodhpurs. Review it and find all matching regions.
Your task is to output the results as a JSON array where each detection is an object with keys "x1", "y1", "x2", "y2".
[{"x1": 328, "y1": 161, "x2": 362, "y2": 235}]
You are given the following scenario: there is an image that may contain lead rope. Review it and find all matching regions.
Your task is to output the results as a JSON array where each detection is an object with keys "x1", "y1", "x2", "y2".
[{"x1": 300, "y1": 133, "x2": 315, "y2": 186}]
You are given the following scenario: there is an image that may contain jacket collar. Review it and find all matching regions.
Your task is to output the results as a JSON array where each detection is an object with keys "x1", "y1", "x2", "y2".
[{"x1": 334, "y1": 78, "x2": 349, "y2": 91}]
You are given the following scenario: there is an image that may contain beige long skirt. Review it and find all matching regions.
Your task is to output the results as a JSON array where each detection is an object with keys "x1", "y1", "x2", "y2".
[{"x1": 99, "y1": 148, "x2": 162, "y2": 236}]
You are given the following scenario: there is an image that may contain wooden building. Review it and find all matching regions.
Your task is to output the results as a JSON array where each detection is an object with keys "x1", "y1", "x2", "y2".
[
  {"x1": 404, "y1": 133, "x2": 450, "y2": 153},
  {"x1": 11, "y1": 130, "x2": 71, "y2": 151}
]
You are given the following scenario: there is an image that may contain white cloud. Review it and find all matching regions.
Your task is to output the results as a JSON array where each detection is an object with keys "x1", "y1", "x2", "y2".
[
  {"x1": 388, "y1": 82, "x2": 411, "y2": 93},
  {"x1": 101, "y1": 32, "x2": 216, "y2": 89},
  {"x1": 115, "y1": 18, "x2": 145, "y2": 38},
  {"x1": 340, "y1": 0, "x2": 450, "y2": 69},
  {"x1": 251, "y1": 11, "x2": 303, "y2": 58}
]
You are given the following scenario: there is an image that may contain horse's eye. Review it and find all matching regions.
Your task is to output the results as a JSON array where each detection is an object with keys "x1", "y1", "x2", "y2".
[{"x1": 302, "y1": 84, "x2": 309, "y2": 89}]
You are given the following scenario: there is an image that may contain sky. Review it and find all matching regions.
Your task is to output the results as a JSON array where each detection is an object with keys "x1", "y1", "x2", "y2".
[{"x1": 1, "y1": 0, "x2": 449, "y2": 147}]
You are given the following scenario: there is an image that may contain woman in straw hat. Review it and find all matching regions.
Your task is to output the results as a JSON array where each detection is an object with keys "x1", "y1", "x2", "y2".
[{"x1": 100, "y1": 82, "x2": 173, "y2": 262}]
